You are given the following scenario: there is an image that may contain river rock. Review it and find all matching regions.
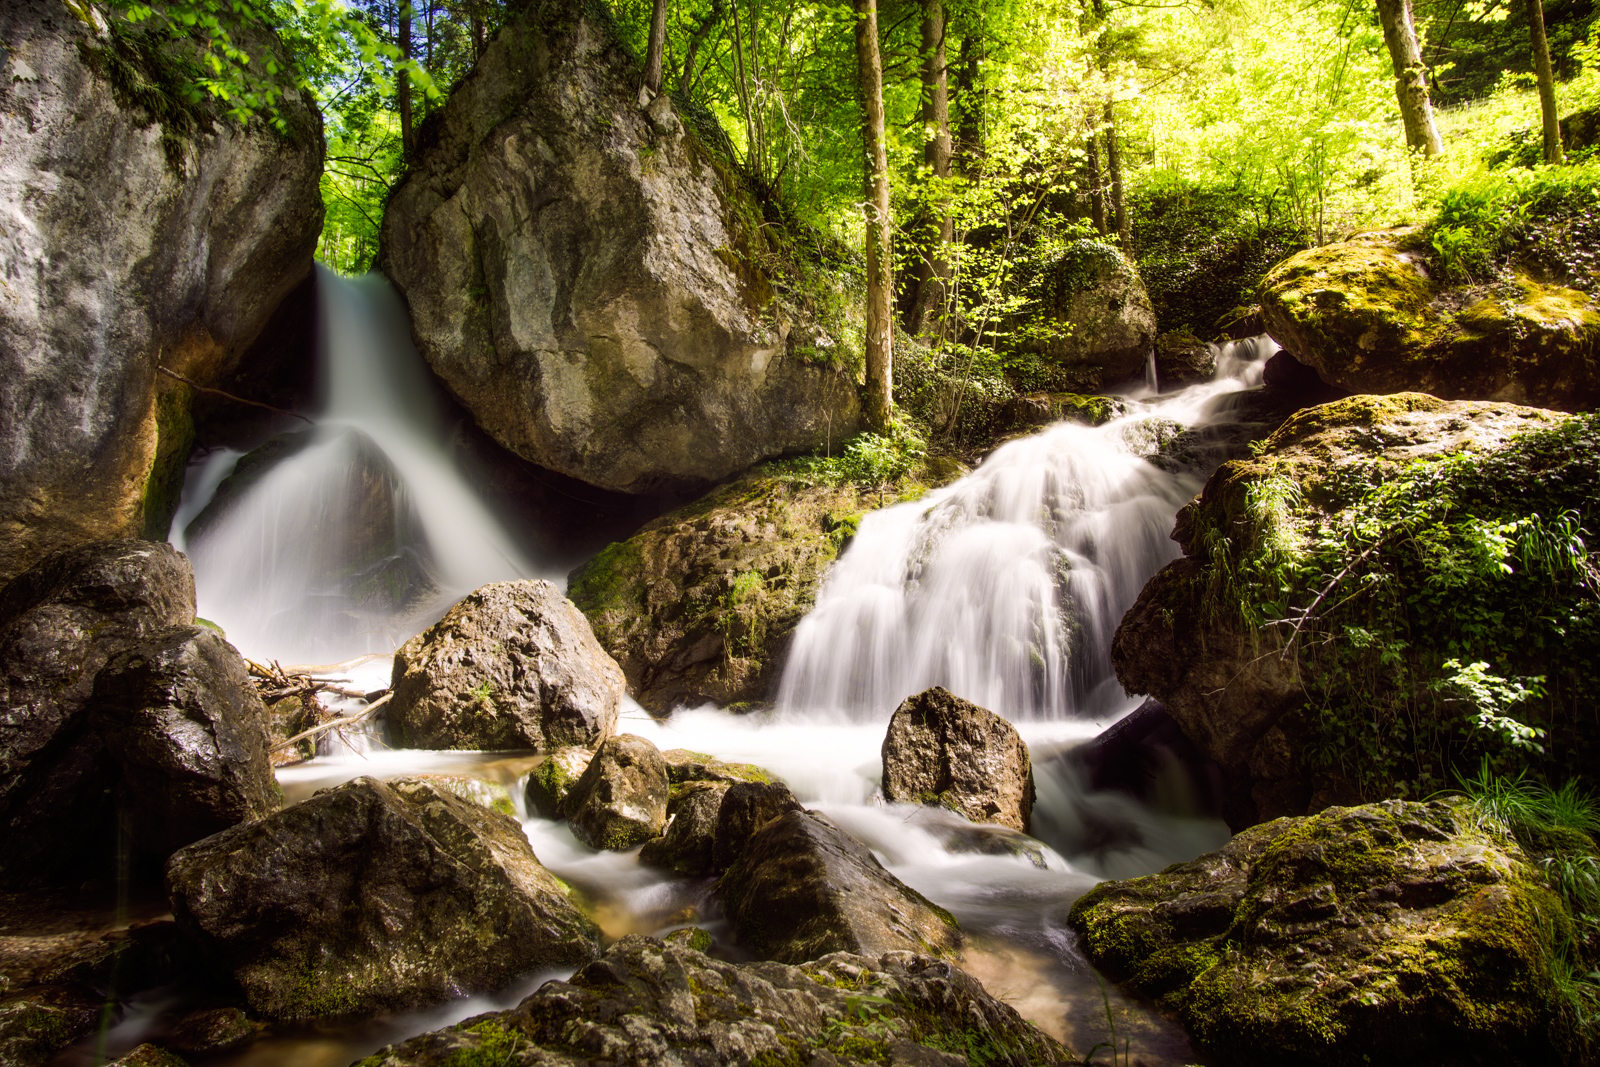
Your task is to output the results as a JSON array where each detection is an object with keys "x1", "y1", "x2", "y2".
[
  {"x1": 716, "y1": 809, "x2": 961, "y2": 964},
  {"x1": 165, "y1": 776, "x2": 599, "y2": 1022},
  {"x1": 92, "y1": 625, "x2": 278, "y2": 870},
  {"x1": 524, "y1": 746, "x2": 593, "y2": 819},
  {"x1": 1258, "y1": 228, "x2": 1600, "y2": 410},
  {"x1": 380, "y1": 0, "x2": 860, "y2": 497},
  {"x1": 711, "y1": 779, "x2": 804, "y2": 872},
  {"x1": 0, "y1": 0, "x2": 323, "y2": 585},
  {"x1": 560, "y1": 734, "x2": 669, "y2": 851},
  {"x1": 638, "y1": 784, "x2": 724, "y2": 875},
  {"x1": 1112, "y1": 394, "x2": 1593, "y2": 818},
  {"x1": 1010, "y1": 239, "x2": 1157, "y2": 392},
  {"x1": 388, "y1": 580, "x2": 622, "y2": 751},
  {"x1": 881, "y1": 687, "x2": 1035, "y2": 832},
  {"x1": 0, "y1": 540, "x2": 196, "y2": 886},
  {"x1": 1069, "y1": 799, "x2": 1566, "y2": 1066},
  {"x1": 352, "y1": 935, "x2": 1073, "y2": 1066}
]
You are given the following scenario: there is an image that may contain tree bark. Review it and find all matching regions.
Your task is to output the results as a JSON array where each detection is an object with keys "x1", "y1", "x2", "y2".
[
  {"x1": 644, "y1": 0, "x2": 669, "y2": 95},
  {"x1": 1527, "y1": 0, "x2": 1565, "y2": 164},
  {"x1": 1104, "y1": 101, "x2": 1130, "y2": 247},
  {"x1": 1375, "y1": 0, "x2": 1443, "y2": 156},
  {"x1": 398, "y1": 0, "x2": 415, "y2": 161},
  {"x1": 906, "y1": 0, "x2": 953, "y2": 338},
  {"x1": 953, "y1": 32, "x2": 985, "y2": 180},
  {"x1": 855, "y1": 0, "x2": 894, "y2": 431},
  {"x1": 1085, "y1": 124, "x2": 1106, "y2": 234}
]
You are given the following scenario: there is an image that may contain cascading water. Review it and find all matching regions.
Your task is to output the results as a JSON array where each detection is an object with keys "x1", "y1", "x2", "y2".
[{"x1": 176, "y1": 267, "x2": 542, "y2": 663}]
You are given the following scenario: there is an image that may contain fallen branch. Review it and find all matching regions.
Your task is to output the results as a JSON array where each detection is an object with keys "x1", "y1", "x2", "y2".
[
  {"x1": 157, "y1": 366, "x2": 312, "y2": 425},
  {"x1": 271, "y1": 692, "x2": 393, "y2": 754}
]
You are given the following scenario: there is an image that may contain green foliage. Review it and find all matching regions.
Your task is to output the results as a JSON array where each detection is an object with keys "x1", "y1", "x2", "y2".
[
  {"x1": 780, "y1": 423, "x2": 928, "y2": 487},
  {"x1": 1426, "y1": 162, "x2": 1600, "y2": 285}
]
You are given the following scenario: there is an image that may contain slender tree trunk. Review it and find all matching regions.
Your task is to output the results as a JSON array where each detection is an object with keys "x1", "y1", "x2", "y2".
[
  {"x1": 856, "y1": 0, "x2": 894, "y2": 432},
  {"x1": 953, "y1": 32, "x2": 985, "y2": 180},
  {"x1": 1085, "y1": 122, "x2": 1106, "y2": 234},
  {"x1": 907, "y1": 0, "x2": 952, "y2": 338},
  {"x1": 1104, "y1": 102, "x2": 1130, "y2": 247},
  {"x1": 398, "y1": 1, "x2": 415, "y2": 161},
  {"x1": 1527, "y1": 0, "x2": 1564, "y2": 164},
  {"x1": 1375, "y1": 0, "x2": 1443, "y2": 155},
  {"x1": 644, "y1": 0, "x2": 669, "y2": 94}
]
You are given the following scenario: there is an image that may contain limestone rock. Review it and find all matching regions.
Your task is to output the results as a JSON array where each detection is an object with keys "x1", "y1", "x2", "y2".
[
  {"x1": 0, "y1": 540, "x2": 195, "y2": 885},
  {"x1": 165, "y1": 776, "x2": 599, "y2": 1022},
  {"x1": 1259, "y1": 229, "x2": 1600, "y2": 410},
  {"x1": 388, "y1": 580, "x2": 622, "y2": 751},
  {"x1": 1069, "y1": 799, "x2": 1565, "y2": 1066},
  {"x1": 1011, "y1": 239, "x2": 1157, "y2": 392},
  {"x1": 92, "y1": 625, "x2": 279, "y2": 869},
  {"x1": 524, "y1": 746, "x2": 594, "y2": 819},
  {"x1": 882, "y1": 687, "x2": 1035, "y2": 832},
  {"x1": 716, "y1": 809, "x2": 961, "y2": 964},
  {"x1": 0, "y1": 0, "x2": 323, "y2": 585},
  {"x1": 711, "y1": 779, "x2": 804, "y2": 873},
  {"x1": 352, "y1": 936, "x2": 1073, "y2": 1066},
  {"x1": 561, "y1": 734, "x2": 669, "y2": 851},
  {"x1": 380, "y1": 0, "x2": 859, "y2": 496},
  {"x1": 638, "y1": 785, "x2": 724, "y2": 875}
]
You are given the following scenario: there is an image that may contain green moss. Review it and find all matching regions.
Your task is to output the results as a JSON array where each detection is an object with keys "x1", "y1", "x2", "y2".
[{"x1": 140, "y1": 382, "x2": 196, "y2": 540}]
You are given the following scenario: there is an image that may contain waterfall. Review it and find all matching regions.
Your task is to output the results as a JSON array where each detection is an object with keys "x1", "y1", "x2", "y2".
[
  {"x1": 176, "y1": 267, "x2": 541, "y2": 663},
  {"x1": 775, "y1": 337, "x2": 1276, "y2": 723}
]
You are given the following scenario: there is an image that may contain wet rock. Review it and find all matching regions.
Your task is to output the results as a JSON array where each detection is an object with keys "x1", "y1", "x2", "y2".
[
  {"x1": 0, "y1": 540, "x2": 195, "y2": 886},
  {"x1": 662, "y1": 748, "x2": 778, "y2": 799},
  {"x1": 388, "y1": 580, "x2": 622, "y2": 751},
  {"x1": 904, "y1": 808, "x2": 1052, "y2": 870},
  {"x1": 561, "y1": 734, "x2": 669, "y2": 851},
  {"x1": 1011, "y1": 239, "x2": 1158, "y2": 392},
  {"x1": 353, "y1": 936, "x2": 1073, "y2": 1067},
  {"x1": 881, "y1": 687, "x2": 1035, "y2": 832},
  {"x1": 166, "y1": 1006, "x2": 262, "y2": 1056},
  {"x1": 716, "y1": 809, "x2": 962, "y2": 964},
  {"x1": 524, "y1": 746, "x2": 593, "y2": 819},
  {"x1": 380, "y1": 0, "x2": 859, "y2": 497},
  {"x1": 165, "y1": 776, "x2": 599, "y2": 1022},
  {"x1": 0, "y1": 0, "x2": 322, "y2": 584},
  {"x1": 1154, "y1": 329, "x2": 1216, "y2": 389},
  {"x1": 711, "y1": 780, "x2": 804, "y2": 872},
  {"x1": 107, "y1": 1046, "x2": 189, "y2": 1067},
  {"x1": 638, "y1": 785, "x2": 724, "y2": 875},
  {"x1": 0, "y1": 987, "x2": 102, "y2": 1066},
  {"x1": 93, "y1": 625, "x2": 279, "y2": 871},
  {"x1": 1069, "y1": 799, "x2": 1566, "y2": 1067},
  {"x1": 1259, "y1": 228, "x2": 1600, "y2": 410},
  {"x1": 262, "y1": 689, "x2": 324, "y2": 767}
]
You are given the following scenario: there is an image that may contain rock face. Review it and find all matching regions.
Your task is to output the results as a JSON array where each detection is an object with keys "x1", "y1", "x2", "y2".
[
  {"x1": 353, "y1": 936, "x2": 1074, "y2": 1067},
  {"x1": 0, "y1": 541, "x2": 196, "y2": 885},
  {"x1": 388, "y1": 580, "x2": 622, "y2": 751},
  {"x1": 716, "y1": 809, "x2": 961, "y2": 964},
  {"x1": 881, "y1": 687, "x2": 1035, "y2": 832},
  {"x1": 638, "y1": 785, "x2": 724, "y2": 875},
  {"x1": 166, "y1": 776, "x2": 599, "y2": 1022},
  {"x1": 561, "y1": 734, "x2": 669, "y2": 850},
  {"x1": 1258, "y1": 229, "x2": 1600, "y2": 410},
  {"x1": 1112, "y1": 394, "x2": 1585, "y2": 819},
  {"x1": 93, "y1": 624, "x2": 279, "y2": 868},
  {"x1": 1069, "y1": 800, "x2": 1565, "y2": 1067},
  {"x1": 1012, "y1": 240, "x2": 1157, "y2": 392},
  {"x1": 0, "y1": 0, "x2": 323, "y2": 585},
  {"x1": 711, "y1": 779, "x2": 803, "y2": 873},
  {"x1": 380, "y1": 0, "x2": 860, "y2": 497}
]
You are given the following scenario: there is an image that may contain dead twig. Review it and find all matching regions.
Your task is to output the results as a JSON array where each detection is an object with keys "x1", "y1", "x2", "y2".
[
  {"x1": 157, "y1": 365, "x2": 313, "y2": 424},
  {"x1": 271, "y1": 693, "x2": 393, "y2": 754}
]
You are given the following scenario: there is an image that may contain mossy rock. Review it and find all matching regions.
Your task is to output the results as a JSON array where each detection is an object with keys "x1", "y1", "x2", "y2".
[{"x1": 1070, "y1": 799, "x2": 1569, "y2": 1066}]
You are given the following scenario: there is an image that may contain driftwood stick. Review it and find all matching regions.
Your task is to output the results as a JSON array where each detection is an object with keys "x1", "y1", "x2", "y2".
[
  {"x1": 157, "y1": 365, "x2": 312, "y2": 425},
  {"x1": 271, "y1": 692, "x2": 393, "y2": 753}
]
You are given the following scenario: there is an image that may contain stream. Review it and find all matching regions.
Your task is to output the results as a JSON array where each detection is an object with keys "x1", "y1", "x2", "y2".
[{"x1": 77, "y1": 267, "x2": 1284, "y2": 1065}]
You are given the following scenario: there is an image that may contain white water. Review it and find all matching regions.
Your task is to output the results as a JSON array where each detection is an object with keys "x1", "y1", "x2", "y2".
[{"x1": 176, "y1": 268, "x2": 542, "y2": 662}]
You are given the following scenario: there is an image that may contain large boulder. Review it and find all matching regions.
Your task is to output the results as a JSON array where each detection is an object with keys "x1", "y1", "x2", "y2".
[
  {"x1": 388, "y1": 580, "x2": 622, "y2": 751},
  {"x1": 1258, "y1": 229, "x2": 1600, "y2": 410},
  {"x1": 560, "y1": 734, "x2": 669, "y2": 851},
  {"x1": 92, "y1": 624, "x2": 279, "y2": 870},
  {"x1": 1069, "y1": 799, "x2": 1567, "y2": 1066},
  {"x1": 711, "y1": 779, "x2": 803, "y2": 873},
  {"x1": 380, "y1": 0, "x2": 860, "y2": 497},
  {"x1": 637, "y1": 785, "x2": 724, "y2": 875},
  {"x1": 0, "y1": 0, "x2": 323, "y2": 585},
  {"x1": 0, "y1": 541, "x2": 196, "y2": 885},
  {"x1": 353, "y1": 935, "x2": 1074, "y2": 1066},
  {"x1": 1112, "y1": 394, "x2": 1594, "y2": 819},
  {"x1": 165, "y1": 776, "x2": 599, "y2": 1022},
  {"x1": 716, "y1": 809, "x2": 961, "y2": 964},
  {"x1": 881, "y1": 686, "x2": 1035, "y2": 832},
  {"x1": 1009, "y1": 239, "x2": 1157, "y2": 392}
]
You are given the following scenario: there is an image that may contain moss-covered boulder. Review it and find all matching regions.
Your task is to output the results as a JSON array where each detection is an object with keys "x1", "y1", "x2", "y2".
[
  {"x1": 568, "y1": 465, "x2": 954, "y2": 713},
  {"x1": 1009, "y1": 240, "x2": 1158, "y2": 392},
  {"x1": 354, "y1": 935, "x2": 1074, "y2": 1066},
  {"x1": 1112, "y1": 394, "x2": 1598, "y2": 818},
  {"x1": 1069, "y1": 799, "x2": 1568, "y2": 1067},
  {"x1": 1259, "y1": 229, "x2": 1600, "y2": 410},
  {"x1": 560, "y1": 733, "x2": 669, "y2": 851}
]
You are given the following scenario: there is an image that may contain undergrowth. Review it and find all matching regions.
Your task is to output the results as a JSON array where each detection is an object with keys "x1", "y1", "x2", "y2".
[{"x1": 1424, "y1": 161, "x2": 1600, "y2": 286}]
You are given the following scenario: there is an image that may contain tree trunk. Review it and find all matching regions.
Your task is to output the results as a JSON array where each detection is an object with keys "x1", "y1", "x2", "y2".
[
  {"x1": 953, "y1": 32, "x2": 985, "y2": 180},
  {"x1": 1527, "y1": 0, "x2": 1564, "y2": 164},
  {"x1": 1375, "y1": 0, "x2": 1443, "y2": 156},
  {"x1": 855, "y1": 0, "x2": 894, "y2": 432},
  {"x1": 1086, "y1": 124, "x2": 1106, "y2": 234},
  {"x1": 398, "y1": 1, "x2": 415, "y2": 161},
  {"x1": 644, "y1": 0, "x2": 669, "y2": 94},
  {"x1": 1104, "y1": 102, "x2": 1130, "y2": 247},
  {"x1": 907, "y1": 0, "x2": 953, "y2": 338}
]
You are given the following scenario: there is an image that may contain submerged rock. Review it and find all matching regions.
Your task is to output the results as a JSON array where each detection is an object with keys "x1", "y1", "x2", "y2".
[
  {"x1": 560, "y1": 734, "x2": 669, "y2": 851},
  {"x1": 388, "y1": 580, "x2": 622, "y2": 751},
  {"x1": 0, "y1": 0, "x2": 322, "y2": 585},
  {"x1": 716, "y1": 809, "x2": 962, "y2": 964},
  {"x1": 1069, "y1": 799, "x2": 1566, "y2": 1066},
  {"x1": 881, "y1": 686, "x2": 1035, "y2": 832},
  {"x1": 381, "y1": 0, "x2": 859, "y2": 497},
  {"x1": 354, "y1": 935, "x2": 1073, "y2": 1066},
  {"x1": 165, "y1": 776, "x2": 599, "y2": 1022}
]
